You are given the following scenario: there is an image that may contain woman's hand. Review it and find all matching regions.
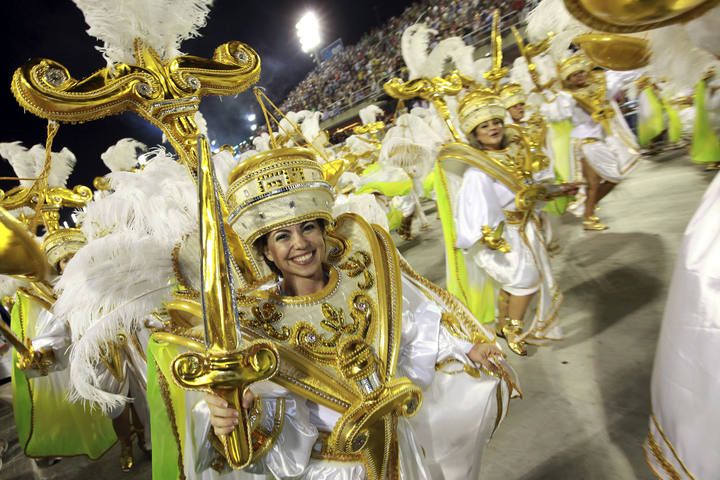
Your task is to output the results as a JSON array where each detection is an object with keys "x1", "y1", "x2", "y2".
[
  {"x1": 206, "y1": 390, "x2": 255, "y2": 436},
  {"x1": 468, "y1": 342, "x2": 506, "y2": 375}
]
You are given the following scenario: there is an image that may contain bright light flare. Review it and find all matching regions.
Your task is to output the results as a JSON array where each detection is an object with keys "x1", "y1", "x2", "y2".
[
  {"x1": 250, "y1": 124, "x2": 257, "y2": 131},
  {"x1": 296, "y1": 11, "x2": 321, "y2": 53},
  {"x1": 247, "y1": 113, "x2": 256, "y2": 122}
]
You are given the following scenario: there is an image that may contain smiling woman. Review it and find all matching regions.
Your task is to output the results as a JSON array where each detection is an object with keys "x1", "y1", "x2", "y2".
[{"x1": 179, "y1": 145, "x2": 521, "y2": 480}]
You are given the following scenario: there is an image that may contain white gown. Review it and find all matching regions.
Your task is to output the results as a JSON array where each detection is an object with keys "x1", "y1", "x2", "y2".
[
  {"x1": 454, "y1": 167, "x2": 562, "y2": 341},
  {"x1": 568, "y1": 71, "x2": 641, "y2": 184},
  {"x1": 644, "y1": 172, "x2": 720, "y2": 479},
  {"x1": 188, "y1": 275, "x2": 516, "y2": 479}
]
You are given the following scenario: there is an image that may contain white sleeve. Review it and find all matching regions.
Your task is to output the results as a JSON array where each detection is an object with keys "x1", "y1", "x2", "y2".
[
  {"x1": 605, "y1": 69, "x2": 642, "y2": 99},
  {"x1": 454, "y1": 168, "x2": 505, "y2": 250},
  {"x1": 398, "y1": 277, "x2": 473, "y2": 390},
  {"x1": 540, "y1": 91, "x2": 575, "y2": 123}
]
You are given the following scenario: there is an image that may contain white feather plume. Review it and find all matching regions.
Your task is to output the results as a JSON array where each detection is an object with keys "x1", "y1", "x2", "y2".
[
  {"x1": 252, "y1": 133, "x2": 272, "y2": 152},
  {"x1": 72, "y1": 0, "x2": 214, "y2": 66},
  {"x1": 684, "y1": 6, "x2": 720, "y2": 57},
  {"x1": 79, "y1": 148, "x2": 197, "y2": 243},
  {"x1": 402, "y1": 24, "x2": 436, "y2": 80},
  {"x1": 359, "y1": 105, "x2": 384, "y2": 125},
  {"x1": 54, "y1": 232, "x2": 176, "y2": 411},
  {"x1": 300, "y1": 111, "x2": 323, "y2": 144},
  {"x1": 470, "y1": 56, "x2": 493, "y2": 84},
  {"x1": 100, "y1": 138, "x2": 147, "y2": 173},
  {"x1": 0, "y1": 142, "x2": 76, "y2": 188},
  {"x1": 0, "y1": 275, "x2": 27, "y2": 300},
  {"x1": 424, "y1": 37, "x2": 475, "y2": 78},
  {"x1": 510, "y1": 57, "x2": 536, "y2": 93},
  {"x1": 525, "y1": 0, "x2": 589, "y2": 61},
  {"x1": 648, "y1": 26, "x2": 720, "y2": 93},
  {"x1": 177, "y1": 228, "x2": 201, "y2": 293},
  {"x1": 212, "y1": 149, "x2": 236, "y2": 194},
  {"x1": 194, "y1": 111, "x2": 209, "y2": 136}
]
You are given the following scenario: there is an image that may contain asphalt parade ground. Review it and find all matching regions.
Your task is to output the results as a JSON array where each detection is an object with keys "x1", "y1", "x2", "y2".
[{"x1": 0, "y1": 150, "x2": 713, "y2": 479}]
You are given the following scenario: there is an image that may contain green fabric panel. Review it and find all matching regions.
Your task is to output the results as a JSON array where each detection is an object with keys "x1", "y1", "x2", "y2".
[
  {"x1": 638, "y1": 88, "x2": 665, "y2": 147},
  {"x1": 691, "y1": 81, "x2": 720, "y2": 164},
  {"x1": 360, "y1": 163, "x2": 381, "y2": 176},
  {"x1": 387, "y1": 208, "x2": 403, "y2": 231},
  {"x1": 422, "y1": 170, "x2": 435, "y2": 198},
  {"x1": 11, "y1": 294, "x2": 32, "y2": 450},
  {"x1": 664, "y1": 100, "x2": 682, "y2": 143},
  {"x1": 148, "y1": 336, "x2": 187, "y2": 480},
  {"x1": 549, "y1": 119, "x2": 573, "y2": 182},
  {"x1": 11, "y1": 293, "x2": 116, "y2": 459},
  {"x1": 543, "y1": 196, "x2": 571, "y2": 216},
  {"x1": 356, "y1": 180, "x2": 412, "y2": 197},
  {"x1": 434, "y1": 164, "x2": 495, "y2": 324}
]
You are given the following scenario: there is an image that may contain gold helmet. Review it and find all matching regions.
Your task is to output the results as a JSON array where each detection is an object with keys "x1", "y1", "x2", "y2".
[
  {"x1": 559, "y1": 53, "x2": 592, "y2": 80},
  {"x1": 41, "y1": 227, "x2": 86, "y2": 272},
  {"x1": 226, "y1": 147, "x2": 335, "y2": 278},
  {"x1": 458, "y1": 88, "x2": 506, "y2": 136},
  {"x1": 499, "y1": 83, "x2": 527, "y2": 109}
]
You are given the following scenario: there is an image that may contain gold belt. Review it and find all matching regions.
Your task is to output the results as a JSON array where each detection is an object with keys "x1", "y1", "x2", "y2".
[
  {"x1": 503, "y1": 209, "x2": 524, "y2": 225},
  {"x1": 310, "y1": 431, "x2": 364, "y2": 463}
]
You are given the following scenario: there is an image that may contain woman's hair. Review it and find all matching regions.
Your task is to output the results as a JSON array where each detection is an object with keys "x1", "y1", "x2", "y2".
[{"x1": 254, "y1": 219, "x2": 327, "y2": 276}]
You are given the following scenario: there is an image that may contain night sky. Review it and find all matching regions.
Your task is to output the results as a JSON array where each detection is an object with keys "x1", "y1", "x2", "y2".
[{"x1": 0, "y1": 0, "x2": 414, "y2": 190}]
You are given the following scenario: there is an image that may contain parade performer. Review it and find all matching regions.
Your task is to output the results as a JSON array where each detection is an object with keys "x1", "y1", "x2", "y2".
[
  {"x1": 149, "y1": 145, "x2": 519, "y2": 480},
  {"x1": 555, "y1": 53, "x2": 641, "y2": 230},
  {"x1": 436, "y1": 89, "x2": 572, "y2": 355},
  {"x1": 0, "y1": 140, "x2": 119, "y2": 465}
]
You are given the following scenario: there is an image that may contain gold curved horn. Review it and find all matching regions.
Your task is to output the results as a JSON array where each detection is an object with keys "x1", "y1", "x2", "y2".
[
  {"x1": 0, "y1": 207, "x2": 49, "y2": 281},
  {"x1": 564, "y1": 0, "x2": 719, "y2": 33}
]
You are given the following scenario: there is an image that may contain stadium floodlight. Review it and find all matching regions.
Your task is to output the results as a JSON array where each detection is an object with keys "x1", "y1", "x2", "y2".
[
  {"x1": 296, "y1": 11, "x2": 321, "y2": 55},
  {"x1": 250, "y1": 124, "x2": 257, "y2": 131},
  {"x1": 247, "y1": 113, "x2": 256, "y2": 122}
]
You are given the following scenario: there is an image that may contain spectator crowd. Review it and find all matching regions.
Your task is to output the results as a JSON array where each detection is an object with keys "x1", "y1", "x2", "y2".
[{"x1": 280, "y1": 0, "x2": 527, "y2": 119}]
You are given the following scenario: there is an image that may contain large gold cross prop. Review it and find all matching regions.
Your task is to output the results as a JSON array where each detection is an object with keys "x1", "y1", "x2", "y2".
[{"x1": 11, "y1": 39, "x2": 260, "y2": 169}]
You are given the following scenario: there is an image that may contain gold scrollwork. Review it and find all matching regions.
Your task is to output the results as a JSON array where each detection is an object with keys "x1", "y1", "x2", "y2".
[
  {"x1": 293, "y1": 294, "x2": 374, "y2": 363},
  {"x1": 338, "y1": 251, "x2": 374, "y2": 290},
  {"x1": 246, "y1": 303, "x2": 291, "y2": 341}
]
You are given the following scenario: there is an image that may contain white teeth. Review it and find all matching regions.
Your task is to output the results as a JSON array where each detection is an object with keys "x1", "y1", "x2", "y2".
[{"x1": 291, "y1": 252, "x2": 313, "y2": 264}]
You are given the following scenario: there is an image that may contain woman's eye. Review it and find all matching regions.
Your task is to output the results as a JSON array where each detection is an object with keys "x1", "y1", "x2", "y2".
[
  {"x1": 274, "y1": 233, "x2": 289, "y2": 241},
  {"x1": 303, "y1": 222, "x2": 318, "y2": 232}
]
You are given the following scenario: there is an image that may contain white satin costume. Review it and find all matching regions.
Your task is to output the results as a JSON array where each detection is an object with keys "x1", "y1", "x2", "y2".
[
  {"x1": 560, "y1": 70, "x2": 642, "y2": 185},
  {"x1": 644, "y1": 172, "x2": 720, "y2": 479}
]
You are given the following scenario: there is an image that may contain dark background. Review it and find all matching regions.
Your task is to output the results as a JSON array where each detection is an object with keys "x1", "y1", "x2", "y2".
[{"x1": 0, "y1": 0, "x2": 414, "y2": 190}]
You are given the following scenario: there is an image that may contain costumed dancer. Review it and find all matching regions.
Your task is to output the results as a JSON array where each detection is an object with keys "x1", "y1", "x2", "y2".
[
  {"x1": 555, "y1": 53, "x2": 641, "y2": 230},
  {"x1": 151, "y1": 145, "x2": 520, "y2": 479},
  {"x1": 436, "y1": 89, "x2": 574, "y2": 355},
  {"x1": 0, "y1": 141, "x2": 118, "y2": 465}
]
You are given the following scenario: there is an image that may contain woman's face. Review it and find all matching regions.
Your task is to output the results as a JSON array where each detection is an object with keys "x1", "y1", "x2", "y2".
[
  {"x1": 263, "y1": 220, "x2": 325, "y2": 280},
  {"x1": 567, "y1": 70, "x2": 588, "y2": 88},
  {"x1": 473, "y1": 119, "x2": 505, "y2": 149}
]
